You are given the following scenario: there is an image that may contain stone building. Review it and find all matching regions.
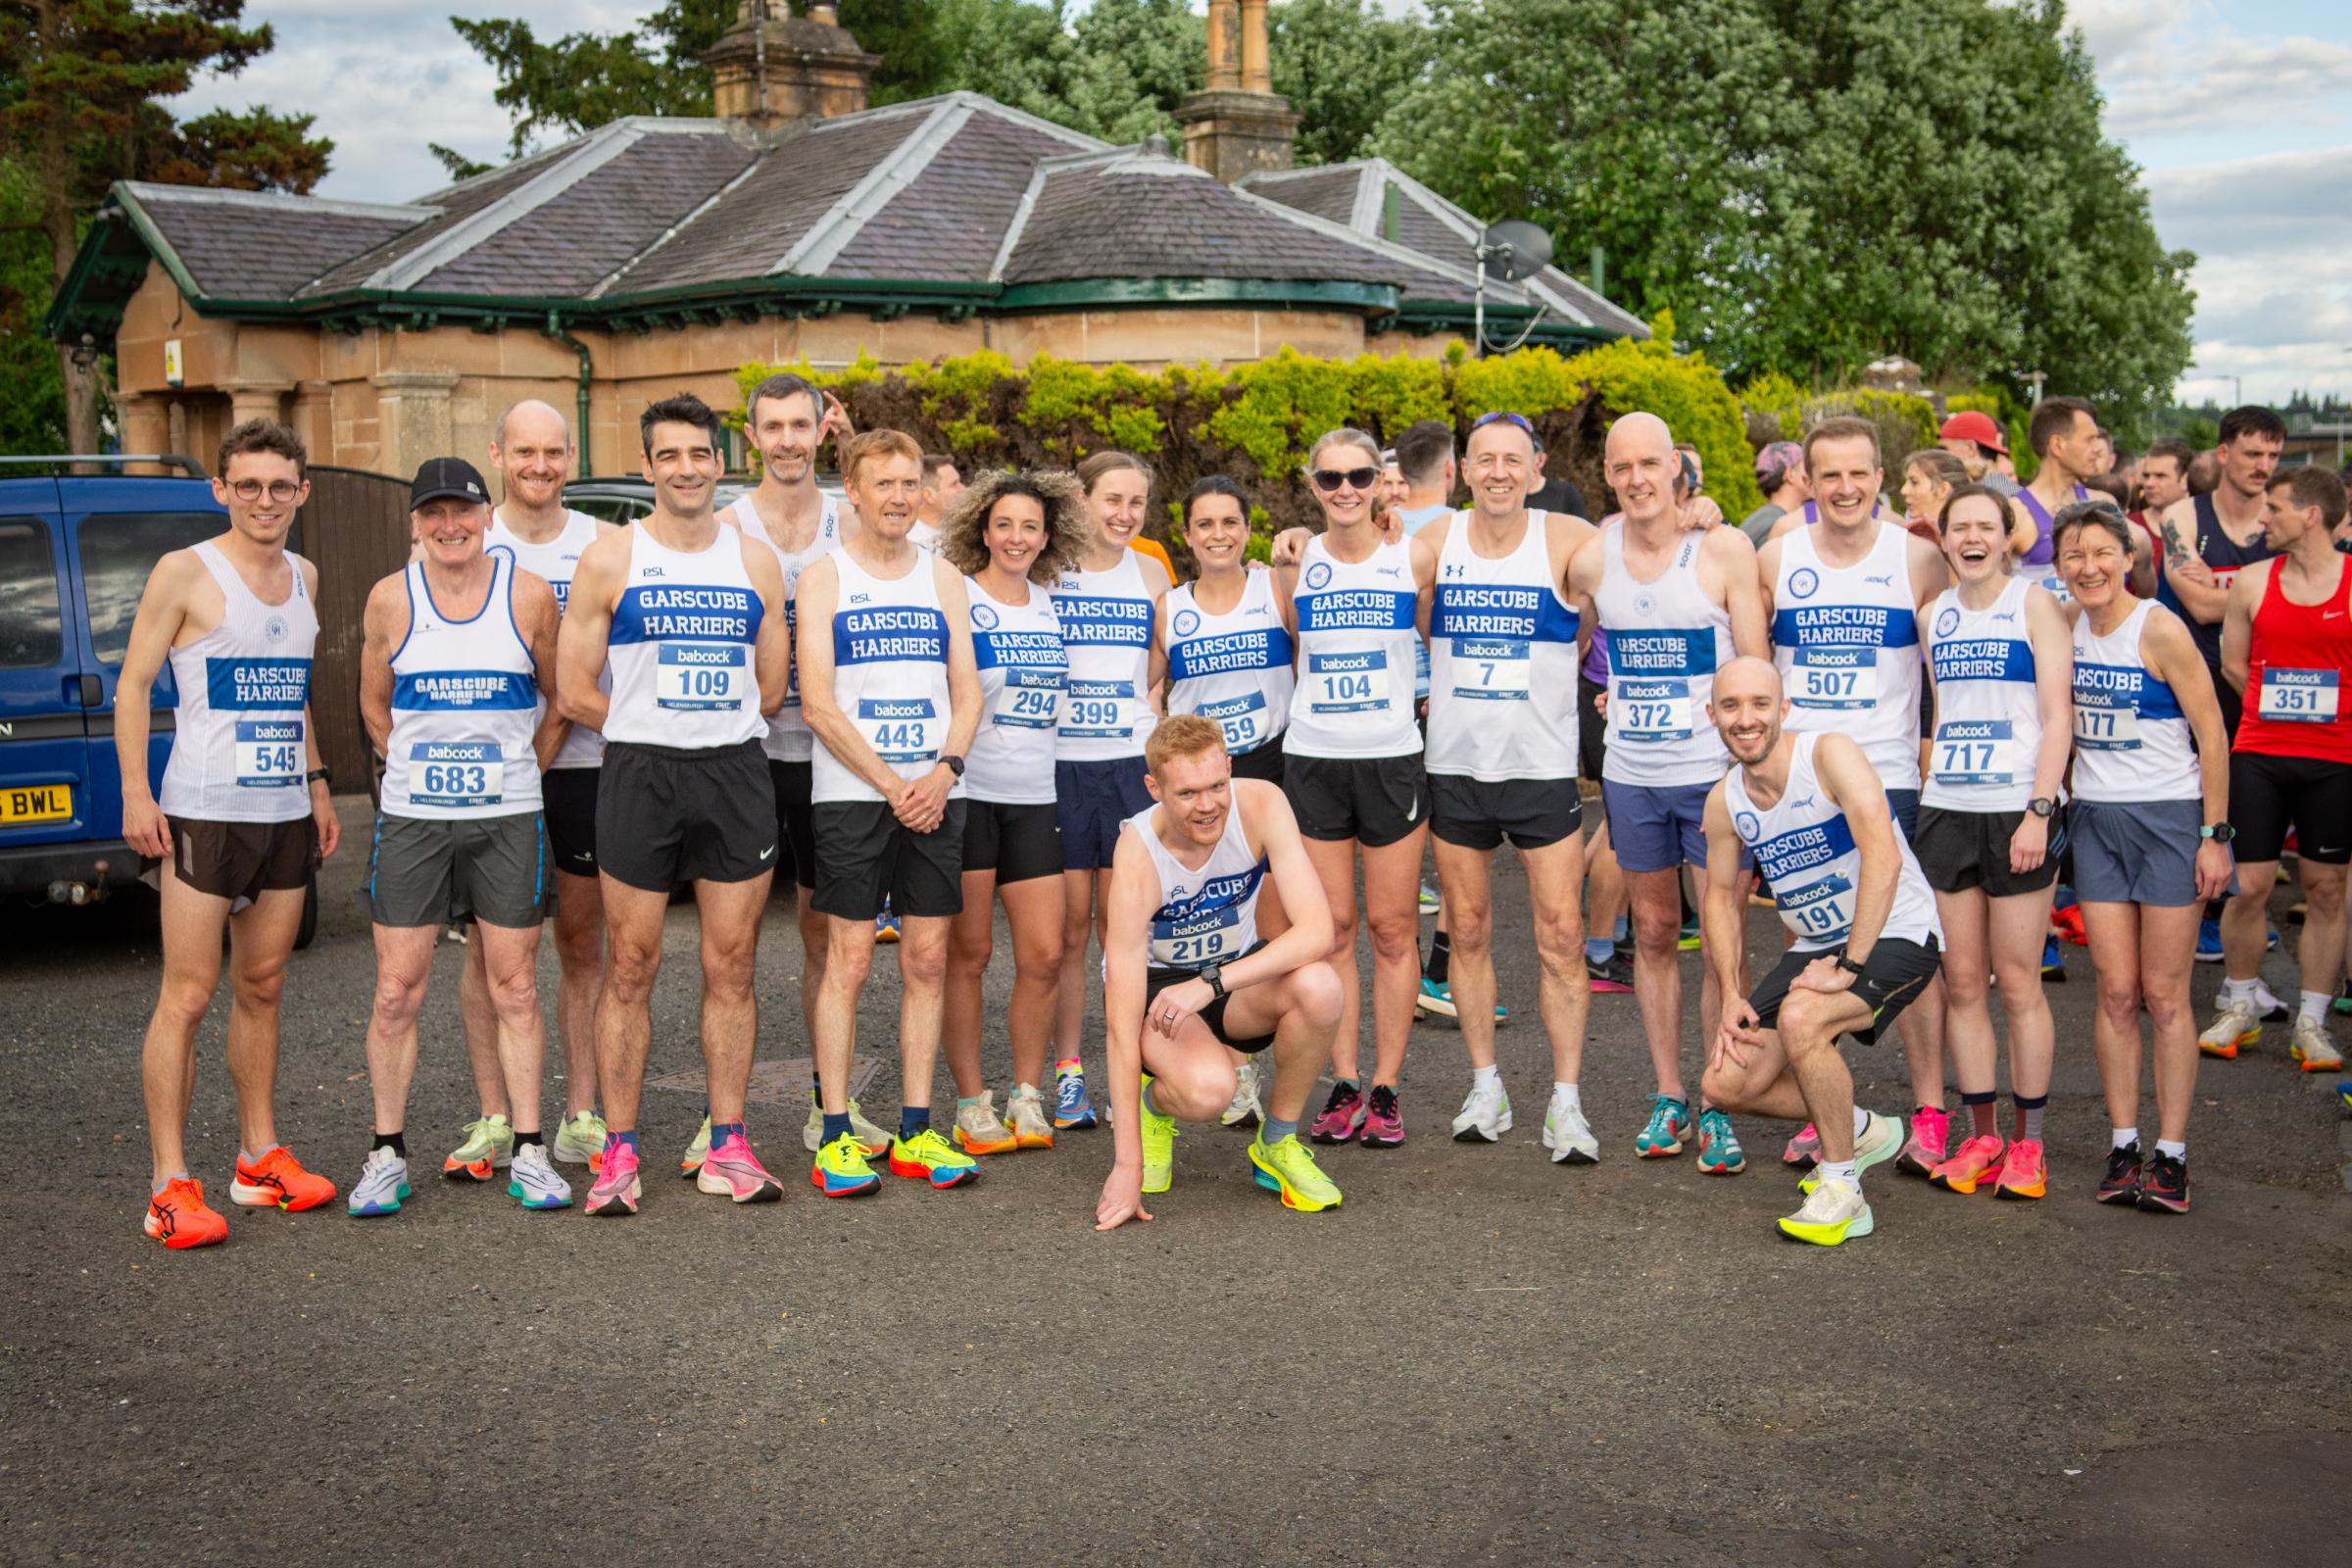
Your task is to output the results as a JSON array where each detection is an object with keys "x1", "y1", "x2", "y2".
[{"x1": 48, "y1": 1, "x2": 1641, "y2": 477}]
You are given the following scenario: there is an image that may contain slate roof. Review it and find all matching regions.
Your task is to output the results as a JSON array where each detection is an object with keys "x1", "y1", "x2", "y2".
[
  {"x1": 1242, "y1": 159, "x2": 1649, "y2": 338},
  {"x1": 65, "y1": 93, "x2": 1642, "y2": 342}
]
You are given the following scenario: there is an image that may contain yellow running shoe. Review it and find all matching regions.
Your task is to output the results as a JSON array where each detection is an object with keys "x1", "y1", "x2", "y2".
[
  {"x1": 1140, "y1": 1073, "x2": 1178, "y2": 1194},
  {"x1": 1778, "y1": 1180, "x2": 1875, "y2": 1246},
  {"x1": 888, "y1": 1126, "x2": 980, "y2": 1190},
  {"x1": 1248, "y1": 1133, "x2": 1342, "y2": 1212},
  {"x1": 809, "y1": 1130, "x2": 882, "y2": 1198},
  {"x1": 442, "y1": 1114, "x2": 513, "y2": 1181}
]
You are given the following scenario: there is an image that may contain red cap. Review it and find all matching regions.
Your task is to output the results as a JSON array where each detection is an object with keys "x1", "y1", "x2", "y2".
[{"x1": 1937, "y1": 410, "x2": 2008, "y2": 456}]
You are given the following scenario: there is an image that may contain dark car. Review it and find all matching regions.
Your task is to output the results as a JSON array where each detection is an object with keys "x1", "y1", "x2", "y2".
[
  {"x1": 0, "y1": 458, "x2": 318, "y2": 945},
  {"x1": 562, "y1": 475, "x2": 758, "y2": 524}
]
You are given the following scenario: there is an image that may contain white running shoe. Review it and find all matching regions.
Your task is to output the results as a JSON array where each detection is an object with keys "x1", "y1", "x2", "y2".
[
  {"x1": 1220, "y1": 1061, "x2": 1264, "y2": 1127},
  {"x1": 2198, "y1": 998, "x2": 2262, "y2": 1059},
  {"x1": 551, "y1": 1109, "x2": 607, "y2": 1167},
  {"x1": 953, "y1": 1091, "x2": 1019, "y2": 1155},
  {"x1": 348, "y1": 1146, "x2": 412, "y2": 1217},
  {"x1": 2291, "y1": 1016, "x2": 2344, "y2": 1071},
  {"x1": 508, "y1": 1143, "x2": 573, "y2": 1209},
  {"x1": 1777, "y1": 1179, "x2": 1874, "y2": 1246},
  {"x1": 1450, "y1": 1078, "x2": 1513, "y2": 1142},
  {"x1": 1542, "y1": 1097, "x2": 1598, "y2": 1164},
  {"x1": 1005, "y1": 1084, "x2": 1055, "y2": 1150}
]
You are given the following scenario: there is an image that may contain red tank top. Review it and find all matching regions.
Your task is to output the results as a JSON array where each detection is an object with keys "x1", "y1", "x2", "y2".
[{"x1": 2238, "y1": 554, "x2": 2352, "y2": 760}]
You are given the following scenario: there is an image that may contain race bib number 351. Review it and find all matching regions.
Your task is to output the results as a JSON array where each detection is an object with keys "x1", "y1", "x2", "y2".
[
  {"x1": 2257, "y1": 668, "x2": 2340, "y2": 724},
  {"x1": 657, "y1": 642, "x2": 746, "y2": 710}
]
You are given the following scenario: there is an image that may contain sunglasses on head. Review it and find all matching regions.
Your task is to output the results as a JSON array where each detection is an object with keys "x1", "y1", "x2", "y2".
[
  {"x1": 1473, "y1": 411, "x2": 1534, "y2": 433},
  {"x1": 1310, "y1": 466, "x2": 1380, "y2": 493}
]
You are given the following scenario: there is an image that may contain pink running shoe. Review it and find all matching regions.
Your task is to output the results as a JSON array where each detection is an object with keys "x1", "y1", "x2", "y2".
[
  {"x1": 1896, "y1": 1106, "x2": 1949, "y2": 1178},
  {"x1": 1309, "y1": 1081, "x2": 1365, "y2": 1145},
  {"x1": 1928, "y1": 1133, "x2": 2006, "y2": 1196},
  {"x1": 1781, "y1": 1123, "x2": 1822, "y2": 1168},
  {"x1": 697, "y1": 1131, "x2": 785, "y2": 1203},
  {"x1": 585, "y1": 1139, "x2": 643, "y2": 1216},
  {"x1": 1358, "y1": 1084, "x2": 1405, "y2": 1147},
  {"x1": 1992, "y1": 1137, "x2": 2047, "y2": 1200}
]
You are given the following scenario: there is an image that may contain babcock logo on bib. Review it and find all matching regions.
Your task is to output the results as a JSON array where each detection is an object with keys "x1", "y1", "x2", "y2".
[
  {"x1": 1788, "y1": 567, "x2": 1820, "y2": 600},
  {"x1": 1303, "y1": 561, "x2": 1333, "y2": 591},
  {"x1": 1172, "y1": 609, "x2": 1201, "y2": 638},
  {"x1": 1935, "y1": 607, "x2": 1961, "y2": 639},
  {"x1": 970, "y1": 603, "x2": 999, "y2": 631}
]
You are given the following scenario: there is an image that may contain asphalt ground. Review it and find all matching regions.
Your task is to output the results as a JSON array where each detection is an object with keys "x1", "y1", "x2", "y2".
[{"x1": 3, "y1": 796, "x2": 2345, "y2": 1566}]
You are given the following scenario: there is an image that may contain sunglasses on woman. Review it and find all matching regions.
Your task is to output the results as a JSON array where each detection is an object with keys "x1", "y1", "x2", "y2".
[{"x1": 1310, "y1": 466, "x2": 1380, "y2": 493}]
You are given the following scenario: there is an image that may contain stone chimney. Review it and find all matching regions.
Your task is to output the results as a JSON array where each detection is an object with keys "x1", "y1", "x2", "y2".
[
  {"x1": 1174, "y1": 0, "x2": 1298, "y2": 182},
  {"x1": 703, "y1": 1, "x2": 881, "y2": 129}
]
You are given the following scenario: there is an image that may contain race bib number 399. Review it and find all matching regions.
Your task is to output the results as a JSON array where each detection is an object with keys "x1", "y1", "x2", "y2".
[{"x1": 657, "y1": 642, "x2": 746, "y2": 710}]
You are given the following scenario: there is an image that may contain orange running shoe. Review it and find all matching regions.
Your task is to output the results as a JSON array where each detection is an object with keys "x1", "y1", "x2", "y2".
[
  {"x1": 1992, "y1": 1138, "x2": 2047, "y2": 1200},
  {"x1": 144, "y1": 1177, "x2": 228, "y2": 1249},
  {"x1": 229, "y1": 1146, "x2": 337, "y2": 1211},
  {"x1": 1929, "y1": 1133, "x2": 2005, "y2": 1195}
]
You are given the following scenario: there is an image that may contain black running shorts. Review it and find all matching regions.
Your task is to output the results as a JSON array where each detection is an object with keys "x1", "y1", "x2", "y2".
[
  {"x1": 813, "y1": 798, "x2": 966, "y2": 920},
  {"x1": 1749, "y1": 936, "x2": 1940, "y2": 1048},
  {"x1": 597, "y1": 739, "x2": 775, "y2": 891}
]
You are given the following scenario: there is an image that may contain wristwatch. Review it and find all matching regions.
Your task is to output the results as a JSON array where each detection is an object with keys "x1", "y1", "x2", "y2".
[
  {"x1": 1200, "y1": 961, "x2": 1226, "y2": 999},
  {"x1": 2201, "y1": 821, "x2": 2236, "y2": 844},
  {"x1": 1835, "y1": 954, "x2": 1868, "y2": 977},
  {"x1": 942, "y1": 754, "x2": 965, "y2": 778},
  {"x1": 2028, "y1": 796, "x2": 2057, "y2": 819},
  {"x1": 305, "y1": 766, "x2": 333, "y2": 786}
]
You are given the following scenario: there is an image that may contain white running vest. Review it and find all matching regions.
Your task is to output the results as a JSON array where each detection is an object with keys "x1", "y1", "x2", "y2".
[
  {"x1": 1285, "y1": 534, "x2": 1422, "y2": 760},
  {"x1": 1427, "y1": 512, "x2": 1581, "y2": 781},
  {"x1": 379, "y1": 553, "x2": 542, "y2": 819},
  {"x1": 814, "y1": 550, "x2": 961, "y2": 806},
  {"x1": 1595, "y1": 522, "x2": 1734, "y2": 787},
  {"x1": 724, "y1": 493, "x2": 841, "y2": 762},
  {"x1": 159, "y1": 540, "x2": 317, "y2": 822},
  {"x1": 1770, "y1": 522, "x2": 1924, "y2": 790},
  {"x1": 1165, "y1": 569, "x2": 1295, "y2": 757},
  {"x1": 966, "y1": 575, "x2": 1065, "y2": 806},
  {"x1": 1923, "y1": 579, "x2": 2046, "y2": 812},
  {"x1": 1727, "y1": 733, "x2": 1941, "y2": 954},
  {"x1": 1126, "y1": 799, "x2": 1267, "y2": 972},
  {"x1": 2071, "y1": 600, "x2": 2197, "y2": 804},
  {"x1": 602, "y1": 525, "x2": 766, "y2": 750},
  {"x1": 1052, "y1": 551, "x2": 1158, "y2": 761},
  {"x1": 487, "y1": 507, "x2": 603, "y2": 770}
]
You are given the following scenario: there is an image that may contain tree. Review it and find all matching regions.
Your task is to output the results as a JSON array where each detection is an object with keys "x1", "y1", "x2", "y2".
[
  {"x1": 1379, "y1": 0, "x2": 2195, "y2": 428},
  {"x1": 1270, "y1": 0, "x2": 1433, "y2": 168},
  {"x1": 1, "y1": 2, "x2": 331, "y2": 453}
]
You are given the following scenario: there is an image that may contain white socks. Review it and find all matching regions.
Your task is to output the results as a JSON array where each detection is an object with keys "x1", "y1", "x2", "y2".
[
  {"x1": 2156, "y1": 1138, "x2": 2187, "y2": 1160},
  {"x1": 2221, "y1": 976, "x2": 2257, "y2": 1006},
  {"x1": 1472, "y1": 1064, "x2": 1500, "y2": 1091},
  {"x1": 2299, "y1": 989, "x2": 2330, "y2": 1026},
  {"x1": 1818, "y1": 1158, "x2": 1858, "y2": 1188},
  {"x1": 1551, "y1": 1082, "x2": 1581, "y2": 1112},
  {"x1": 1851, "y1": 1104, "x2": 1871, "y2": 1138}
]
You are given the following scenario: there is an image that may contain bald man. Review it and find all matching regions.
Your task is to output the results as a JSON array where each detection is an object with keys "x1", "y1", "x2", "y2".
[
  {"x1": 1697, "y1": 658, "x2": 1943, "y2": 1246},
  {"x1": 1565, "y1": 412, "x2": 1768, "y2": 1171},
  {"x1": 449, "y1": 399, "x2": 619, "y2": 1182}
]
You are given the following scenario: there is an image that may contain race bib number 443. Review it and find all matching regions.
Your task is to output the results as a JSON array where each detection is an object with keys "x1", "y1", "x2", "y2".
[{"x1": 857, "y1": 697, "x2": 939, "y2": 764}]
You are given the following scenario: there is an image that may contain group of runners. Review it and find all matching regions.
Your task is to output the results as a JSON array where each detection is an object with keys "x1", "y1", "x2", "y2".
[{"x1": 125, "y1": 382, "x2": 2352, "y2": 1251}]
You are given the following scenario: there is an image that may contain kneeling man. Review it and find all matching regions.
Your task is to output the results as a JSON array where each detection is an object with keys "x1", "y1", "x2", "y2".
[
  {"x1": 1097, "y1": 716, "x2": 1345, "y2": 1227},
  {"x1": 1699, "y1": 658, "x2": 1943, "y2": 1246}
]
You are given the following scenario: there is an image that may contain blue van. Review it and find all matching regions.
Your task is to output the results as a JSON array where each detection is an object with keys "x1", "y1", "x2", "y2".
[{"x1": 0, "y1": 461, "x2": 317, "y2": 944}]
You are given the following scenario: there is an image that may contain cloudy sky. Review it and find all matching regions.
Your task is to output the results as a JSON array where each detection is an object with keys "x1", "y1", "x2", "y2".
[{"x1": 172, "y1": 1, "x2": 2352, "y2": 407}]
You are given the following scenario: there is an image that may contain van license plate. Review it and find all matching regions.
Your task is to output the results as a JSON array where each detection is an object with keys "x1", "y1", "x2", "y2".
[{"x1": 0, "y1": 784, "x2": 72, "y2": 825}]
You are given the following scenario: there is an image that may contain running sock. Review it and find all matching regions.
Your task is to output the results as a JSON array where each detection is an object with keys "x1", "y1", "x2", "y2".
[
  {"x1": 821, "y1": 1111, "x2": 851, "y2": 1145},
  {"x1": 1586, "y1": 936, "x2": 1614, "y2": 964},
  {"x1": 2299, "y1": 989, "x2": 2331, "y2": 1026},
  {"x1": 372, "y1": 1131, "x2": 407, "y2": 1157},
  {"x1": 710, "y1": 1120, "x2": 746, "y2": 1150},
  {"x1": 1852, "y1": 1104, "x2": 1871, "y2": 1139},
  {"x1": 1818, "y1": 1158, "x2": 1859, "y2": 1188},
  {"x1": 1141, "y1": 1081, "x2": 1164, "y2": 1119},
  {"x1": 1333, "y1": 1076, "x2": 1360, "y2": 1096},
  {"x1": 1471, "y1": 1064, "x2": 1500, "y2": 1092},
  {"x1": 1962, "y1": 1090, "x2": 1998, "y2": 1139},
  {"x1": 2111, "y1": 1125, "x2": 2139, "y2": 1152},
  {"x1": 1055, "y1": 1056, "x2": 1082, "y2": 1077},
  {"x1": 1613, "y1": 914, "x2": 1630, "y2": 943},
  {"x1": 956, "y1": 1095, "x2": 983, "y2": 1112},
  {"x1": 899, "y1": 1105, "x2": 929, "y2": 1139},
  {"x1": 514, "y1": 1129, "x2": 544, "y2": 1151},
  {"x1": 1261, "y1": 1116, "x2": 1298, "y2": 1147},
  {"x1": 238, "y1": 1145, "x2": 282, "y2": 1164},
  {"x1": 1551, "y1": 1082, "x2": 1581, "y2": 1113},
  {"x1": 2221, "y1": 976, "x2": 2258, "y2": 1006},
  {"x1": 2013, "y1": 1093, "x2": 2047, "y2": 1145},
  {"x1": 153, "y1": 1171, "x2": 189, "y2": 1195},
  {"x1": 2155, "y1": 1138, "x2": 2187, "y2": 1160},
  {"x1": 1425, "y1": 928, "x2": 1452, "y2": 984}
]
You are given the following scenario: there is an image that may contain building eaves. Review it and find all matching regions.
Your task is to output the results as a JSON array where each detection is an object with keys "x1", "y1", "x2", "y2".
[
  {"x1": 117, "y1": 181, "x2": 438, "y2": 224},
  {"x1": 775, "y1": 98, "x2": 976, "y2": 276}
]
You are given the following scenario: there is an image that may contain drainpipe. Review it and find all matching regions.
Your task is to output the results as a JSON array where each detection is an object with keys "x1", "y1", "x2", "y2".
[{"x1": 544, "y1": 312, "x2": 593, "y2": 473}]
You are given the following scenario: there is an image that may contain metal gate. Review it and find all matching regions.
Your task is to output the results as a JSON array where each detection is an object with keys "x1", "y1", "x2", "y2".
[{"x1": 294, "y1": 466, "x2": 411, "y2": 789}]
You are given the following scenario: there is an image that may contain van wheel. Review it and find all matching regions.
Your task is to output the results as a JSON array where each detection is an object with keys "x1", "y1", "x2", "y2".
[{"x1": 294, "y1": 875, "x2": 319, "y2": 951}]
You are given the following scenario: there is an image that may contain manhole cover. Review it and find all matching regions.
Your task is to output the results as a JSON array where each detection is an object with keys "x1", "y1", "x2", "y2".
[{"x1": 648, "y1": 1054, "x2": 881, "y2": 1105}]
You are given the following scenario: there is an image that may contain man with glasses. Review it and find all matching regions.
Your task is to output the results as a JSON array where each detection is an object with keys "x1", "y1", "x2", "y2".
[{"x1": 118, "y1": 419, "x2": 341, "y2": 1247}]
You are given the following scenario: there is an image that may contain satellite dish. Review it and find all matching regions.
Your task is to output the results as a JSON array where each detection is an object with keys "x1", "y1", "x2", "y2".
[{"x1": 1479, "y1": 220, "x2": 1554, "y2": 282}]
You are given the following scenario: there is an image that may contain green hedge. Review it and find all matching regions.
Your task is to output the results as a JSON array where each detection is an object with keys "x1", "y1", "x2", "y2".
[
  {"x1": 1740, "y1": 371, "x2": 1941, "y2": 476},
  {"x1": 732, "y1": 318, "x2": 1762, "y2": 564}
]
